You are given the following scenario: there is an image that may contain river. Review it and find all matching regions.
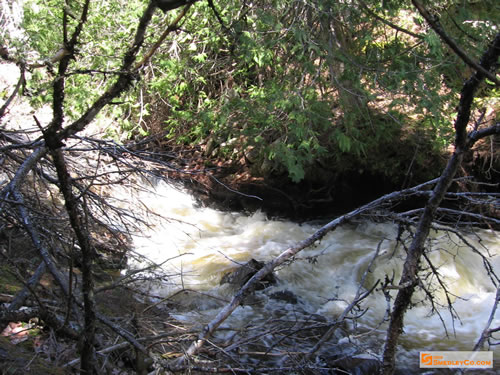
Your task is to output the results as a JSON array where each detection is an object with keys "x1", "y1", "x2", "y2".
[{"x1": 119, "y1": 180, "x2": 499, "y2": 373}]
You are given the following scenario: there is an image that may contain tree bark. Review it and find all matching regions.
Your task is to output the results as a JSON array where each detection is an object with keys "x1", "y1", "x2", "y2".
[
  {"x1": 381, "y1": 32, "x2": 500, "y2": 375},
  {"x1": 48, "y1": 148, "x2": 97, "y2": 374}
]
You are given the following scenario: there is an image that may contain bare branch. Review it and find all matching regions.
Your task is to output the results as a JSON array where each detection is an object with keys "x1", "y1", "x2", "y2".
[
  {"x1": 47, "y1": 147, "x2": 97, "y2": 373},
  {"x1": 412, "y1": 1, "x2": 500, "y2": 85},
  {"x1": 381, "y1": 27, "x2": 500, "y2": 375},
  {"x1": 358, "y1": 0, "x2": 424, "y2": 40},
  {"x1": 0, "y1": 64, "x2": 25, "y2": 120},
  {"x1": 7, "y1": 189, "x2": 72, "y2": 298},
  {"x1": 55, "y1": 1, "x2": 158, "y2": 141},
  {"x1": 0, "y1": 146, "x2": 47, "y2": 198},
  {"x1": 306, "y1": 240, "x2": 383, "y2": 358},
  {"x1": 165, "y1": 178, "x2": 447, "y2": 369},
  {"x1": 6, "y1": 261, "x2": 47, "y2": 311},
  {"x1": 467, "y1": 122, "x2": 500, "y2": 147},
  {"x1": 135, "y1": 4, "x2": 193, "y2": 70},
  {"x1": 473, "y1": 287, "x2": 500, "y2": 351}
]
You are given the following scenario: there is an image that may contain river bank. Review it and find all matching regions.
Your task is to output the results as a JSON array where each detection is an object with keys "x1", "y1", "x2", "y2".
[{"x1": 129, "y1": 131, "x2": 499, "y2": 227}]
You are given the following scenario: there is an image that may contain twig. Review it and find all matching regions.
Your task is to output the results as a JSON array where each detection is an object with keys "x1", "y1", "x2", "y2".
[
  {"x1": 165, "y1": 177, "x2": 444, "y2": 369},
  {"x1": 412, "y1": 1, "x2": 499, "y2": 85},
  {"x1": 473, "y1": 287, "x2": 500, "y2": 351},
  {"x1": 0, "y1": 63, "x2": 25, "y2": 120},
  {"x1": 135, "y1": 4, "x2": 193, "y2": 70},
  {"x1": 358, "y1": 0, "x2": 423, "y2": 40},
  {"x1": 306, "y1": 239, "x2": 383, "y2": 358},
  {"x1": 0, "y1": 146, "x2": 47, "y2": 200},
  {"x1": 7, "y1": 261, "x2": 47, "y2": 311}
]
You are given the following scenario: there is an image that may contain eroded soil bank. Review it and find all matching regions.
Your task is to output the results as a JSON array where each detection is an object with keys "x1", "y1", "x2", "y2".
[{"x1": 134, "y1": 132, "x2": 499, "y2": 222}]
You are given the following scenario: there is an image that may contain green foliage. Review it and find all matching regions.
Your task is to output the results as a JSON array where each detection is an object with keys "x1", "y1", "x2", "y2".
[
  {"x1": 16, "y1": 0, "x2": 147, "y2": 127},
  {"x1": 143, "y1": 0, "x2": 463, "y2": 181},
  {"x1": 7, "y1": 0, "x2": 499, "y2": 182}
]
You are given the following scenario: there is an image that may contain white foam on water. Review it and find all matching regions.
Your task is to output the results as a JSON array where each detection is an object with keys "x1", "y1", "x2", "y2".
[{"x1": 121, "y1": 180, "x2": 499, "y2": 364}]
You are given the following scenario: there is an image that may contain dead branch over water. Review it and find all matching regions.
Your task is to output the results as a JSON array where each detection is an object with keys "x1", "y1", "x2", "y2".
[
  {"x1": 0, "y1": 1, "x2": 499, "y2": 374},
  {"x1": 1, "y1": 87, "x2": 498, "y2": 375},
  {"x1": 1, "y1": 116, "x2": 497, "y2": 373}
]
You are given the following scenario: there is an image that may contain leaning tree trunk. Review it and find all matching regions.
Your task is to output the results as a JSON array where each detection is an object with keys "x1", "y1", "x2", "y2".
[{"x1": 381, "y1": 32, "x2": 500, "y2": 375}]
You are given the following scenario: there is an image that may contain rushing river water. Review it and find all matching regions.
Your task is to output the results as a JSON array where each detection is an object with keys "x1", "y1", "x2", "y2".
[{"x1": 120, "y1": 180, "x2": 499, "y2": 373}]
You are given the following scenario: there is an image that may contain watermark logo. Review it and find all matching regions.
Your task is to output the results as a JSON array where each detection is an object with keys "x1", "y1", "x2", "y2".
[
  {"x1": 421, "y1": 352, "x2": 434, "y2": 366},
  {"x1": 420, "y1": 351, "x2": 493, "y2": 369}
]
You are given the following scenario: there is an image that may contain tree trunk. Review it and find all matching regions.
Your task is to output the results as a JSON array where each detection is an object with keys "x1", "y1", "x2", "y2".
[{"x1": 381, "y1": 31, "x2": 500, "y2": 375}]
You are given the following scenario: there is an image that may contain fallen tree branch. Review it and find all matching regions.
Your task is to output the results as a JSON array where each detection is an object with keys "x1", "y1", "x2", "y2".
[
  {"x1": 0, "y1": 146, "x2": 47, "y2": 201},
  {"x1": 7, "y1": 261, "x2": 47, "y2": 311},
  {"x1": 306, "y1": 239, "x2": 383, "y2": 358},
  {"x1": 0, "y1": 306, "x2": 80, "y2": 340},
  {"x1": 165, "y1": 177, "x2": 444, "y2": 369},
  {"x1": 8, "y1": 189, "x2": 72, "y2": 298},
  {"x1": 2, "y1": 188, "x2": 149, "y2": 356},
  {"x1": 473, "y1": 287, "x2": 500, "y2": 351},
  {"x1": 398, "y1": 207, "x2": 500, "y2": 226}
]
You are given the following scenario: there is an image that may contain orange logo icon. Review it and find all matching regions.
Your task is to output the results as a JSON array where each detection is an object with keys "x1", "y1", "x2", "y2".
[{"x1": 421, "y1": 353, "x2": 432, "y2": 366}]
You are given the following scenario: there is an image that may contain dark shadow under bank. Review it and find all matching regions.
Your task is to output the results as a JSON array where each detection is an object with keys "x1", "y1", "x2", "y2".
[
  {"x1": 182, "y1": 142, "x2": 499, "y2": 227},
  {"x1": 190, "y1": 170, "x2": 426, "y2": 220}
]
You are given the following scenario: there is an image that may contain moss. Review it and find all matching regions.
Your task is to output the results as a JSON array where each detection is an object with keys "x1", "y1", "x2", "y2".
[{"x1": 0, "y1": 265, "x2": 23, "y2": 295}]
